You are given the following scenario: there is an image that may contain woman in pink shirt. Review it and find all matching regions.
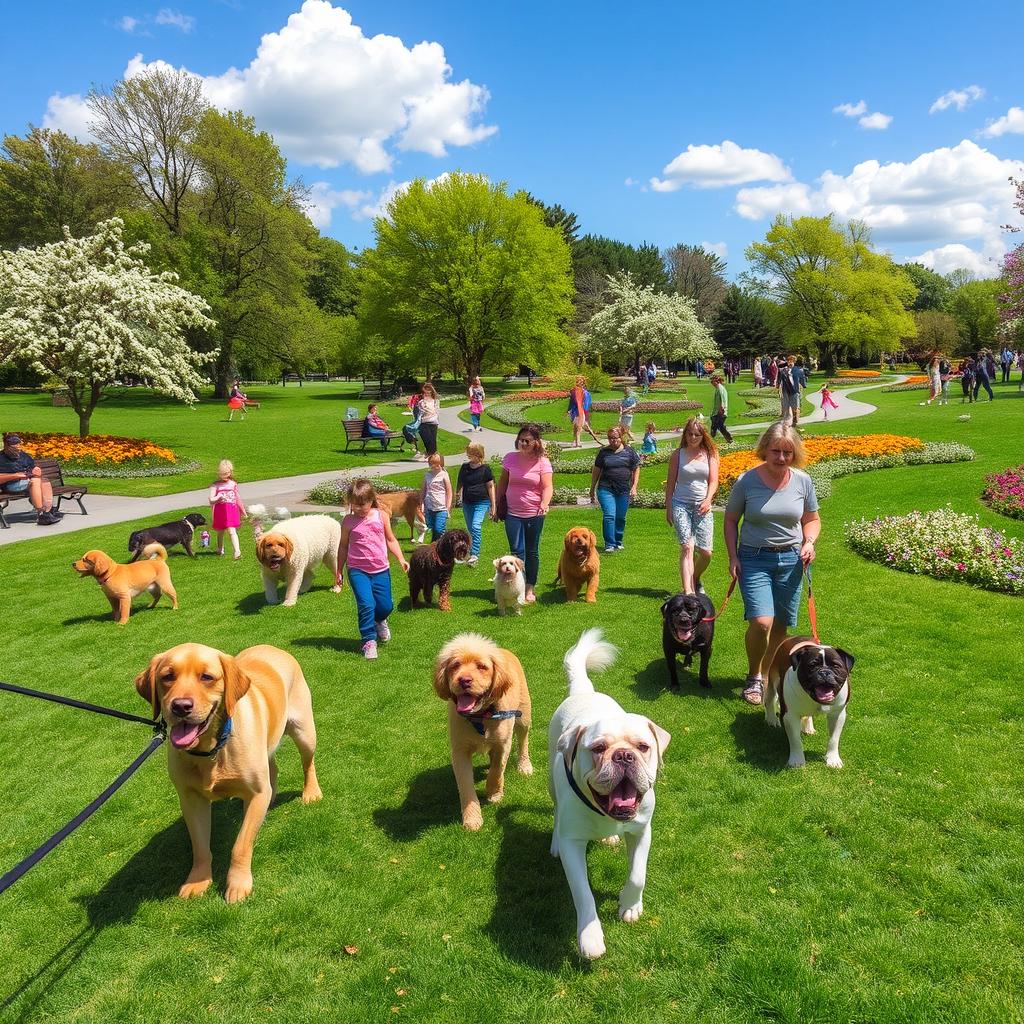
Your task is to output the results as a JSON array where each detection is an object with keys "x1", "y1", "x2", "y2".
[{"x1": 494, "y1": 423, "x2": 553, "y2": 603}]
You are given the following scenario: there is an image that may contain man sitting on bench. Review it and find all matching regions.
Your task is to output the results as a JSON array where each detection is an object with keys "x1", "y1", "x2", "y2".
[
  {"x1": 362, "y1": 404, "x2": 392, "y2": 449},
  {"x1": 0, "y1": 433, "x2": 62, "y2": 526}
]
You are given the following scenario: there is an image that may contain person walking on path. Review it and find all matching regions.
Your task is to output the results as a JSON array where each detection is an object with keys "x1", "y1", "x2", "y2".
[
  {"x1": 818, "y1": 383, "x2": 840, "y2": 420},
  {"x1": 567, "y1": 376, "x2": 599, "y2": 447},
  {"x1": 209, "y1": 459, "x2": 246, "y2": 559},
  {"x1": 753, "y1": 357, "x2": 764, "y2": 389},
  {"x1": 421, "y1": 452, "x2": 452, "y2": 541},
  {"x1": 494, "y1": 423, "x2": 552, "y2": 604},
  {"x1": 1001, "y1": 345, "x2": 1015, "y2": 384},
  {"x1": 778, "y1": 357, "x2": 802, "y2": 426},
  {"x1": 618, "y1": 386, "x2": 639, "y2": 442},
  {"x1": 338, "y1": 478, "x2": 409, "y2": 660},
  {"x1": 0, "y1": 432, "x2": 61, "y2": 526},
  {"x1": 665, "y1": 417, "x2": 719, "y2": 594},
  {"x1": 467, "y1": 377, "x2": 486, "y2": 431},
  {"x1": 590, "y1": 425, "x2": 641, "y2": 553},
  {"x1": 959, "y1": 357, "x2": 976, "y2": 402},
  {"x1": 923, "y1": 354, "x2": 942, "y2": 406},
  {"x1": 724, "y1": 423, "x2": 821, "y2": 706},
  {"x1": 456, "y1": 442, "x2": 495, "y2": 566},
  {"x1": 709, "y1": 372, "x2": 734, "y2": 442},
  {"x1": 973, "y1": 351, "x2": 995, "y2": 402},
  {"x1": 417, "y1": 383, "x2": 441, "y2": 456}
]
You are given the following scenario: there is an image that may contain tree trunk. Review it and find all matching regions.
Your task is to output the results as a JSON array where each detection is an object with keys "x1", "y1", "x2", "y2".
[
  {"x1": 213, "y1": 346, "x2": 234, "y2": 399},
  {"x1": 78, "y1": 409, "x2": 92, "y2": 439}
]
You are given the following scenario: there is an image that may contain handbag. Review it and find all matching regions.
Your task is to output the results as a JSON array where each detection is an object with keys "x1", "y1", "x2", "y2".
[{"x1": 496, "y1": 493, "x2": 508, "y2": 522}]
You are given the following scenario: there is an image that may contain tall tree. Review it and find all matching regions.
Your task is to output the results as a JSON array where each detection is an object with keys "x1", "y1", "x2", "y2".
[
  {"x1": 713, "y1": 285, "x2": 783, "y2": 355},
  {"x1": 0, "y1": 218, "x2": 214, "y2": 436},
  {"x1": 899, "y1": 262, "x2": 951, "y2": 311},
  {"x1": 945, "y1": 278, "x2": 1002, "y2": 352},
  {"x1": 88, "y1": 66, "x2": 207, "y2": 235},
  {"x1": 0, "y1": 127, "x2": 133, "y2": 249},
  {"x1": 998, "y1": 177, "x2": 1023, "y2": 337},
  {"x1": 523, "y1": 194, "x2": 580, "y2": 248},
  {"x1": 581, "y1": 271, "x2": 719, "y2": 370},
  {"x1": 308, "y1": 236, "x2": 359, "y2": 317},
  {"x1": 665, "y1": 243, "x2": 728, "y2": 324},
  {"x1": 572, "y1": 235, "x2": 670, "y2": 292},
  {"x1": 910, "y1": 310, "x2": 959, "y2": 358},
  {"x1": 358, "y1": 173, "x2": 575, "y2": 382}
]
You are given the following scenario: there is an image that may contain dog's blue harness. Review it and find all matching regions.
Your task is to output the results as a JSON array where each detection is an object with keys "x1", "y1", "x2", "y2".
[
  {"x1": 183, "y1": 716, "x2": 233, "y2": 758},
  {"x1": 459, "y1": 708, "x2": 522, "y2": 737}
]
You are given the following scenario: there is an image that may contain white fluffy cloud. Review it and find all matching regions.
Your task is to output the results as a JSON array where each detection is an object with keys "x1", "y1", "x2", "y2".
[
  {"x1": 982, "y1": 106, "x2": 1024, "y2": 137},
  {"x1": 650, "y1": 140, "x2": 791, "y2": 191},
  {"x1": 833, "y1": 99, "x2": 891, "y2": 130},
  {"x1": 42, "y1": 93, "x2": 98, "y2": 143},
  {"x1": 930, "y1": 85, "x2": 984, "y2": 113},
  {"x1": 306, "y1": 172, "x2": 457, "y2": 227},
  {"x1": 44, "y1": 1, "x2": 495, "y2": 173},
  {"x1": 833, "y1": 100, "x2": 867, "y2": 117},
  {"x1": 701, "y1": 241, "x2": 728, "y2": 260},
  {"x1": 911, "y1": 243, "x2": 1000, "y2": 278},
  {"x1": 154, "y1": 9, "x2": 196, "y2": 32},
  {"x1": 735, "y1": 140, "x2": 1019, "y2": 256}
]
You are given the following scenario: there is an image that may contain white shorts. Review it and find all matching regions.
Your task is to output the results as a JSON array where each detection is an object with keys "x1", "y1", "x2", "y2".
[{"x1": 672, "y1": 501, "x2": 713, "y2": 550}]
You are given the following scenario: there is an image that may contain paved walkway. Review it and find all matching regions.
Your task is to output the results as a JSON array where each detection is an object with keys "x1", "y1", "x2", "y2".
[{"x1": 0, "y1": 377, "x2": 898, "y2": 547}]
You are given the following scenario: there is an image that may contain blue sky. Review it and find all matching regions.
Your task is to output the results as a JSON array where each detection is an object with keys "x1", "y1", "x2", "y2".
[{"x1": 3, "y1": 0, "x2": 1023, "y2": 277}]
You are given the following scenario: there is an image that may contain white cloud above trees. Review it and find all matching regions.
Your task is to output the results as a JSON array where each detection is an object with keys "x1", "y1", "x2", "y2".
[
  {"x1": 911, "y1": 242, "x2": 1000, "y2": 278},
  {"x1": 649, "y1": 140, "x2": 791, "y2": 191}
]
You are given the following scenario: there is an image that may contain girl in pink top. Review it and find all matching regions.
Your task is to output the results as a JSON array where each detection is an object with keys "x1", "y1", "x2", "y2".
[
  {"x1": 819, "y1": 384, "x2": 840, "y2": 419},
  {"x1": 338, "y1": 478, "x2": 410, "y2": 659},
  {"x1": 494, "y1": 423, "x2": 553, "y2": 603},
  {"x1": 209, "y1": 459, "x2": 246, "y2": 559}
]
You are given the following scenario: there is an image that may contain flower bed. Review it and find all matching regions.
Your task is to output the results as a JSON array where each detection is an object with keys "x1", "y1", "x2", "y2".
[
  {"x1": 485, "y1": 399, "x2": 560, "y2": 432},
  {"x1": 845, "y1": 508, "x2": 1024, "y2": 595},
  {"x1": 503, "y1": 389, "x2": 568, "y2": 401},
  {"x1": 307, "y1": 476, "x2": 407, "y2": 505},
  {"x1": 15, "y1": 431, "x2": 194, "y2": 477},
  {"x1": 836, "y1": 369, "x2": 881, "y2": 378},
  {"x1": 590, "y1": 399, "x2": 702, "y2": 413},
  {"x1": 982, "y1": 465, "x2": 1024, "y2": 520}
]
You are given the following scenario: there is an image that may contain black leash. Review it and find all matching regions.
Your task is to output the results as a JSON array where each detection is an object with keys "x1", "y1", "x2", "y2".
[{"x1": 0, "y1": 681, "x2": 166, "y2": 897}]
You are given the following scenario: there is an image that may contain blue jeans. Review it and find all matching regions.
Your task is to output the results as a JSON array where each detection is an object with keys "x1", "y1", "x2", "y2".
[
  {"x1": 425, "y1": 508, "x2": 448, "y2": 541},
  {"x1": 462, "y1": 500, "x2": 489, "y2": 557},
  {"x1": 347, "y1": 567, "x2": 394, "y2": 642},
  {"x1": 470, "y1": 412, "x2": 481, "y2": 428},
  {"x1": 596, "y1": 488, "x2": 629, "y2": 549},
  {"x1": 363, "y1": 424, "x2": 387, "y2": 449},
  {"x1": 505, "y1": 514, "x2": 545, "y2": 585},
  {"x1": 974, "y1": 376, "x2": 994, "y2": 400}
]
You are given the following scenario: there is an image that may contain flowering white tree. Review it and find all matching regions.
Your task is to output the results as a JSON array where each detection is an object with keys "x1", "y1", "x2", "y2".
[
  {"x1": 0, "y1": 218, "x2": 215, "y2": 437},
  {"x1": 581, "y1": 272, "x2": 720, "y2": 371}
]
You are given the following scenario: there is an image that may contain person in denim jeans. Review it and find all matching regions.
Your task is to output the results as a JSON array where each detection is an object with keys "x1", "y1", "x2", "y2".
[
  {"x1": 494, "y1": 423, "x2": 553, "y2": 604},
  {"x1": 456, "y1": 441, "x2": 495, "y2": 567},
  {"x1": 421, "y1": 452, "x2": 452, "y2": 541},
  {"x1": 589, "y1": 426, "x2": 640, "y2": 552},
  {"x1": 724, "y1": 423, "x2": 821, "y2": 705}
]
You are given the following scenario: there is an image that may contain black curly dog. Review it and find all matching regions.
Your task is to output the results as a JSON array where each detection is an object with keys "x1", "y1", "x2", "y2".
[
  {"x1": 408, "y1": 529, "x2": 471, "y2": 611},
  {"x1": 128, "y1": 513, "x2": 207, "y2": 561}
]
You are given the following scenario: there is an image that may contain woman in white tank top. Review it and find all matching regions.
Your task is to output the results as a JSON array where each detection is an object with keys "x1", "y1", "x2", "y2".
[{"x1": 664, "y1": 417, "x2": 720, "y2": 593}]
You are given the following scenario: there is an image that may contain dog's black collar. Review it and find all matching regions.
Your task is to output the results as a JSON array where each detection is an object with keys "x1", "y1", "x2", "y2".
[
  {"x1": 179, "y1": 714, "x2": 233, "y2": 758},
  {"x1": 459, "y1": 707, "x2": 522, "y2": 736},
  {"x1": 564, "y1": 734, "x2": 609, "y2": 817}
]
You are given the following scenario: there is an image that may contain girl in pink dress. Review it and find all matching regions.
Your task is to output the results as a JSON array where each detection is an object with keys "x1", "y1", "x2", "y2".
[
  {"x1": 209, "y1": 459, "x2": 246, "y2": 559},
  {"x1": 818, "y1": 384, "x2": 840, "y2": 420}
]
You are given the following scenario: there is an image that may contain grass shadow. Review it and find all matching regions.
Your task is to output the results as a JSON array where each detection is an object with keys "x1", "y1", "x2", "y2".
[
  {"x1": 604, "y1": 586, "x2": 675, "y2": 600},
  {"x1": 292, "y1": 636, "x2": 364, "y2": 655},
  {"x1": 483, "y1": 805, "x2": 579, "y2": 970},
  {"x1": 630, "y1": 657, "x2": 736, "y2": 703},
  {"x1": 729, "y1": 703, "x2": 788, "y2": 774},
  {"x1": 373, "y1": 764, "x2": 462, "y2": 840}
]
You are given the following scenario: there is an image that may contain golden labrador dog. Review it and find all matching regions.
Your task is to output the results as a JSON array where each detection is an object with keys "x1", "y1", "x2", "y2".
[
  {"x1": 433, "y1": 633, "x2": 533, "y2": 830},
  {"x1": 135, "y1": 643, "x2": 322, "y2": 903},
  {"x1": 373, "y1": 490, "x2": 427, "y2": 544},
  {"x1": 556, "y1": 527, "x2": 600, "y2": 603},
  {"x1": 72, "y1": 545, "x2": 178, "y2": 624}
]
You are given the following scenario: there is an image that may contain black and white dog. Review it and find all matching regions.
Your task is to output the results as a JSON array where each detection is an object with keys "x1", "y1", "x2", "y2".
[
  {"x1": 660, "y1": 592, "x2": 716, "y2": 690},
  {"x1": 128, "y1": 513, "x2": 206, "y2": 561}
]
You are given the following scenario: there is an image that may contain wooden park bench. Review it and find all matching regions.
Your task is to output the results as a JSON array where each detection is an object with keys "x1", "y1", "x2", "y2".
[
  {"x1": 0, "y1": 458, "x2": 89, "y2": 528},
  {"x1": 342, "y1": 419, "x2": 406, "y2": 453}
]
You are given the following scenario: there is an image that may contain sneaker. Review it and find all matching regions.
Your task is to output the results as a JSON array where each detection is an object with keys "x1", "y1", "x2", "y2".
[
  {"x1": 375, "y1": 620, "x2": 391, "y2": 643},
  {"x1": 362, "y1": 640, "x2": 379, "y2": 659},
  {"x1": 696, "y1": 580, "x2": 706, "y2": 594},
  {"x1": 36, "y1": 510, "x2": 59, "y2": 526},
  {"x1": 466, "y1": 555, "x2": 478, "y2": 567}
]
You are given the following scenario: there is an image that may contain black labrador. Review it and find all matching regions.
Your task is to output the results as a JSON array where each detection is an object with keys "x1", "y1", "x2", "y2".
[
  {"x1": 661, "y1": 592, "x2": 716, "y2": 691},
  {"x1": 128, "y1": 513, "x2": 207, "y2": 561}
]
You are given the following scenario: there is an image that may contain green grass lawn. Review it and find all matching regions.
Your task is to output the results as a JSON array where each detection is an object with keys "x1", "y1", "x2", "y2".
[
  {"x1": 0, "y1": 383, "x2": 467, "y2": 497},
  {"x1": 1, "y1": 380, "x2": 1023, "y2": 1022}
]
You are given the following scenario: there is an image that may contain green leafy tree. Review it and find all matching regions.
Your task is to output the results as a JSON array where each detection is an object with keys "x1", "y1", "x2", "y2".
[
  {"x1": 945, "y1": 278, "x2": 1002, "y2": 352},
  {"x1": 665, "y1": 243, "x2": 728, "y2": 324},
  {"x1": 581, "y1": 271, "x2": 719, "y2": 370},
  {"x1": 909, "y1": 310, "x2": 959, "y2": 359},
  {"x1": 713, "y1": 285, "x2": 783, "y2": 355},
  {"x1": 523, "y1": 194, "x2": 580, "y2": 248},
  {"x1": 899, "y1": 262, "x2": 950, "y2": 311},
  {"x1": 358, "y1": 172, "x2": 575, "y2": 382},
  {"x1": 308, "y1": 236, "x2": 359, "y2": 317}
]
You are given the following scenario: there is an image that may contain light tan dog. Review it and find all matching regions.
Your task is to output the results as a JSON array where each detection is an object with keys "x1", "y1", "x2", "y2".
[
  {"x1": 256, "y1": 514, "x2": 342, "y2": 606},
  {"x1": 492, "y1": 555, "x2": 526, "y2": 615},
  {"x1": 135, "y1": 643, "x2": 322, "y2": 903},
  {"x1": 433, "y1": 633, "x2": 533, "y2": 830},
  {"x1": 72, "y1": 545, "x2": 178, "y2": 624},
  {"x1": 373, "y1": 490, "x2": 428, "y2": 543},
  {"x1": 556, "y1": 527, "x2": 600, "y2": 603}
]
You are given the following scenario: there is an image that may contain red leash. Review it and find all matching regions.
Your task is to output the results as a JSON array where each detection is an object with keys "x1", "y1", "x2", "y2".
[
  {"x1": 805, "y1": 564, "x2": 820, "y2": 644},
  {"x1": 702, "y1": 576, "x2": 737, "y2": 623}
]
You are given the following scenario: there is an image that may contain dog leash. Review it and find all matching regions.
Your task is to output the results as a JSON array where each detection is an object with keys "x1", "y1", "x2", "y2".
[
  {"x1": 805, "y1": 564, "x2": 820, "y2": 644},
  {"x1": 701, "y1": 577, "x2": 737, "y2": 623}
]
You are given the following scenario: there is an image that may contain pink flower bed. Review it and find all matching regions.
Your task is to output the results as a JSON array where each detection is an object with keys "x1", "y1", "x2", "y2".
[{"x1": 982, "y1": 465, "x2": 1024, "y2": 520}]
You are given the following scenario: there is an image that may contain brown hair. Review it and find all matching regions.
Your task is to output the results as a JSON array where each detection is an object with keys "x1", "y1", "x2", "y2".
[
  {"x1": 347, "y1": 478, "x2": 378, "y2": 507},
  {"x1": 427, "y1": 452, "x2": 445, "y2": 467},
  {"x1": 754, "y1": 422, "x2": 807, "y2": 468},
  {"x1": 421, "y1": 382, "x2": 438, "y2": 400},
  {"x1": 514, "y1": 423, "x2": 544, "y2": 455},
  {"x1": 678, "y1": 417, "x2": 719, "y2": 460}
]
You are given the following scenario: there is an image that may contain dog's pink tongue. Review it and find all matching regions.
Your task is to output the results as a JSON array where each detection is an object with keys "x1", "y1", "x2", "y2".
[
  {"x1": 609, "y1": 779, "x2": 638, "y2": 813},
  {"x1": 455, "y1": 693, "x2": 477, "y2": 714},
  {"x1": 171, "y1": 721, "x2": 201, "y2": 748}
]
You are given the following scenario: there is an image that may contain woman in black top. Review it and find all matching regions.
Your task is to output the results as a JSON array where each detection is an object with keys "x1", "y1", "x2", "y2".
[
  {"x1": 589, "y1": 426, "x2": 641, "y2": 553},
  {"x1": 456, "y1": 441, "x2": 495, "y2": 567}
]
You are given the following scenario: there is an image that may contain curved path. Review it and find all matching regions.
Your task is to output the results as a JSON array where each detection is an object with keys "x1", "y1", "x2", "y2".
[{"x1": 0, "y1": 377, "x2": 901, "y2": 546}]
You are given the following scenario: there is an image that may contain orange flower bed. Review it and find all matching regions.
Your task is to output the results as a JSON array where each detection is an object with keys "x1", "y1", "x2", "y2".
[
  {"x1": 718, "y1": 434, "x2": 923, "y2": 489},
  {"x1": 903, "y1": 375, "x2": 928, "y2": 385},
  {"x1": 504, "y1": 389, "x2": 569, "y2": 401},
  {"x1": 17, "y1": 432, "x2": 177, "y2": 466},
  {"x1": 836, "y1": 369, "x2": 881, "y2": 377}
]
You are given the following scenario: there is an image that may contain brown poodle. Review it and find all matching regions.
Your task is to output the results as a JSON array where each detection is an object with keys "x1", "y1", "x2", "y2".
[{"x1": 408, "y1": 528, "x2": 471, "y2": 611}]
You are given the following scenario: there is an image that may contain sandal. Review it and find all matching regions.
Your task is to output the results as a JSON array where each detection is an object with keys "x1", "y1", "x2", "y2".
[{"x1": 742, "y1": 678, "x2": 763, "y2": 705}]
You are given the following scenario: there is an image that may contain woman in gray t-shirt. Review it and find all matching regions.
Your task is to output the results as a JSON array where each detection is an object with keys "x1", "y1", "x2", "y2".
[{"x1": 724, "y1": 423, "x2": 821, "y2": 705}]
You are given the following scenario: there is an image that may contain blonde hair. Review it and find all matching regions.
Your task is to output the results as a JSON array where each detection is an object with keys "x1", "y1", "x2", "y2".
[
  {"x1": 678, "y1": 417, "x2": 718, "y2": 460},
  {"x1": 645, "y1": 421, "x2": 656, "y2": 433},
  {"x1": 466, "y1": 442, "x2": 485, "y2": 461},
  {"x1": 427, "y1": 452, "x2": 445, "y2": 468},
  {"x1": 755, "y1": 422, "x2": 807, "y2": 468},
  {"x1": 347, "y1": 478, "x2": 378, "y2": 507},
  {"x1": 217, "y1": 459, "x2": 234, "y2": 479}
]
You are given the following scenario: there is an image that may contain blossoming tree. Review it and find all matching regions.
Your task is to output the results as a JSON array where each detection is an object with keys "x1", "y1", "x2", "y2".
[
  {"x1": 0, "y1": 218, "x2": 215, "y2": 437},
  {"x1": 581, "y1": 271, "x2": 720, "y2": 371},
  {"x1": 999, "y1": 177, "x2": 1024, "y2": 337}
]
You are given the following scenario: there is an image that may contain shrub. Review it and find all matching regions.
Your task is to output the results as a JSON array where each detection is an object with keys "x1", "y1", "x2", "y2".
[
  {"x1": 845, "y1": 507, "x2": 1024, "y2": 595},
  {"x1": 307, "y1": 476, "x2": 408, "y2": 505},
  {"x1": 982, "y1": 465, "x2": 1024, "y2": 520},
  {"x1": 548, "y1": 362, "x2": 612, "y2": 393},
  {"x1": 485, "y1": 399, "x2": 560, "y2": 432}
]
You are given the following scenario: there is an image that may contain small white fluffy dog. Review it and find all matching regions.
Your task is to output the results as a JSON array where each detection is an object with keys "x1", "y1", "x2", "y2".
[
  {"x1": 256, "y1": 515, "x2": 342, "y2": 606},
  {"x1": 549, "y1": 629, "x2": 671, "y2": 960},
  {"x1": 491, "y1": 555, "x2": 526, "y2": 615}
]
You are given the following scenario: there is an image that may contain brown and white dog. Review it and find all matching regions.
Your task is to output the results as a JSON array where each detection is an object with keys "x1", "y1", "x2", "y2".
[
  {"x1": 549, "y1": 629, "x2": 671, "y2": 959},
  {"x1": 492, "y1": 555, "x2": 526, "y2": 615},
  {"x1": 555, "y1": 527, "x2": 600, "y2": 603},
  {"x1": 72, "y1": 545, "x2": 178, "y2": 624},
  {"x1": 433, "y1": 633, "x2": 533, "y2": 830},
  {"x1": 135, "y1": 643, "x2": 322, "y2": 903},
  {"x1": 764, "y1": 636, "x2": 854, "y2": 769}
]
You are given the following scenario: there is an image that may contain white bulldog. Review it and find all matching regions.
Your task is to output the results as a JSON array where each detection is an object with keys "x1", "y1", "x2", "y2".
[{"x1": 548, "y1": 628, "x2": 671, "y2": 960}]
